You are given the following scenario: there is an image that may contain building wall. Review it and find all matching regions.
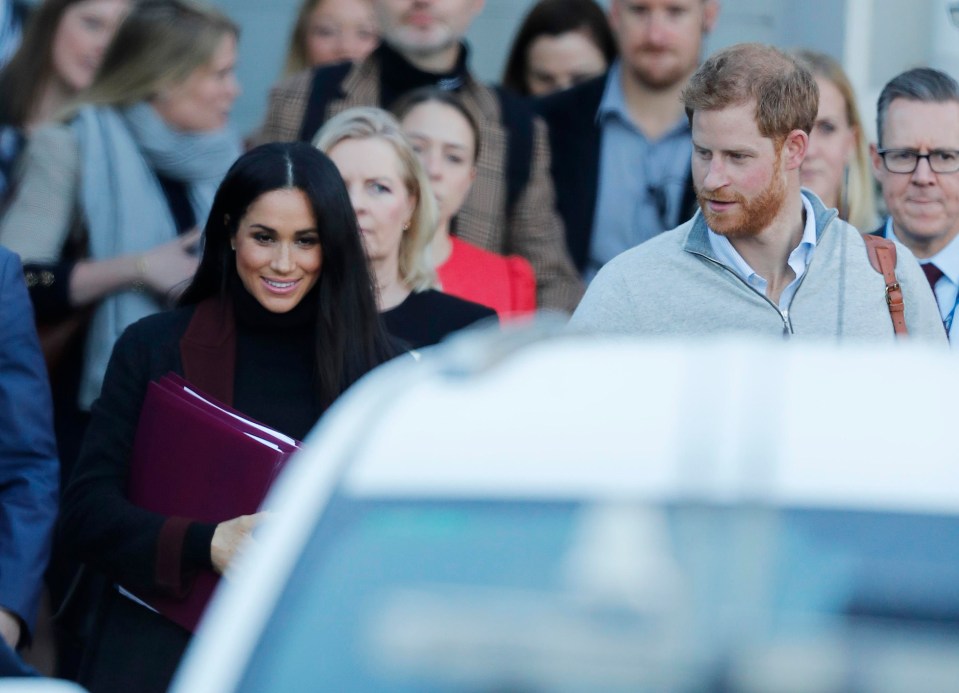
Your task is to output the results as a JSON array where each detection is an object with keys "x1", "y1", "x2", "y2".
[{"x1": 221, "y1": 0, "x2": 957, "y2": 139}]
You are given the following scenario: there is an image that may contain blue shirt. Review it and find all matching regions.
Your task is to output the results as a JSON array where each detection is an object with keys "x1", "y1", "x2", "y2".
[
  {"x1": 708, "y1": 194, "x2": 818, "y2": 314},
  {"x1": 0, "y1": 0, "x2": 22, "y2": 68},
  {"x1": 587, "y1": 61, "x2": 692, "y2": 282},
  {"x1": 884, "y1": 217, "x2": 959, "y2": 340}
]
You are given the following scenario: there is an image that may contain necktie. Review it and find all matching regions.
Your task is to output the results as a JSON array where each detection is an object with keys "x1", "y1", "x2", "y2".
[
  {"x1": 921, "y1": 262, "x2": 950, "y2": 335},
  {"x1": 921, "y1": 262, "x2": 944, "y2": 292}
]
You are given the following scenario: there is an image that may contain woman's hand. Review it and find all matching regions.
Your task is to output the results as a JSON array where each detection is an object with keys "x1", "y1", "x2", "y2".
[
  {"x1": 140, "y1": 228, "x2": 202, "y2": 298},
  {"x1": 210, "y1": 511, "x2": 268, "y2": 577},
  {"x1": 69, "y1": 228, "x2": 202, "y2": 307}
]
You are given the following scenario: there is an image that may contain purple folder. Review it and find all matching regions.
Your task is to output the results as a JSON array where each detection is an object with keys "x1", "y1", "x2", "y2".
[{"x1": 126, "y1": 373, "x2": 300, "y2": 632}]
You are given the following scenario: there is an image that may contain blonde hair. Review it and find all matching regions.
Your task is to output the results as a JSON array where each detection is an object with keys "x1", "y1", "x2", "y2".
[
  {"x1": 793, "y1": 50, "x2": 878, "y2": 232},
  {"x1": 65, "y1": 0, "x2": 237, "y2": 115},
  {"x1": 281, "y1": 0, "x2": 375, "y2": 77},
  {"x1": 314, "y1": 106, "x2": 438, "y2": 292}
]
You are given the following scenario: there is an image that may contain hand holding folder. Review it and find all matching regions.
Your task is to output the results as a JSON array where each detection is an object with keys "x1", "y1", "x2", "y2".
[{"x1": 125, "y1": 373, "x2": 301, "y2": 632}]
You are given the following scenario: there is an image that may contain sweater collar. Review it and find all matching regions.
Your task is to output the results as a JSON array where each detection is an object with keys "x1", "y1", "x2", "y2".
[
  {"x1": 230, "y1": 272, "x2": 318, "y2": 332},
  {"x1": 683, "y1": 188, "x2": 837, "y2": 261}
]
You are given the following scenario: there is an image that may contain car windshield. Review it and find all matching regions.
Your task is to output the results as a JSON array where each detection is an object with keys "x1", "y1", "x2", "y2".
[{"x1": 235, "y1": 495, "x2": 959, "y2": 692}]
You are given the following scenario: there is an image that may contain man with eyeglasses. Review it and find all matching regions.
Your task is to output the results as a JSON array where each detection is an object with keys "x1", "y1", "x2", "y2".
[{"x1": 871, "y1": 67, "x2": 959, "y2": 341}]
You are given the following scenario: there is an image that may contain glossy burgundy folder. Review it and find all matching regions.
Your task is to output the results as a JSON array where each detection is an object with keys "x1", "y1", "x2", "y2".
[{"x1": 126, "y1": 373, "x2": 300, "y2": 632}]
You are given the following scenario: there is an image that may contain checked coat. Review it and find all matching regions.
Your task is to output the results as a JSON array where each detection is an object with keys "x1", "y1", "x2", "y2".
[{"x1": 254, "y1": 50, "x2": 584, "y2": 312}]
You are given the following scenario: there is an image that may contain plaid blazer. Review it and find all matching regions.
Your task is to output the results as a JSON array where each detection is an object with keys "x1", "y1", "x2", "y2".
[{"x1": 255, "y1": 54, "x2": 584, "y2": 312}]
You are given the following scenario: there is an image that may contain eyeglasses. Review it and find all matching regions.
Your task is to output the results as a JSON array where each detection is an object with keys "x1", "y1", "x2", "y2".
[{"x1": 877, "y1": 148, "x2": 959, "y2": 174}]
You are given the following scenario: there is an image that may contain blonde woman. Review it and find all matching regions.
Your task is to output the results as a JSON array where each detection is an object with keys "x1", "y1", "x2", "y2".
[
  {"x1": 0, "y1": 0, "x2": 240, "y2": 512},
  {"x1": 315, "y1": 106, "x2": 495, "y2": 348},
  {"x1": 795, "y1": 50, "x2": 878, "y2": 232}
]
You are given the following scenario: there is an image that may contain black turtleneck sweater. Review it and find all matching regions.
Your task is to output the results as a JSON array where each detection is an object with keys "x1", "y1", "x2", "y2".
[
  {"x1": 231, "y1": 278, "x2": 321, "y2": 441},
  {"x1": 376, "y1": 41, "x2": 471, "y2": 109}
]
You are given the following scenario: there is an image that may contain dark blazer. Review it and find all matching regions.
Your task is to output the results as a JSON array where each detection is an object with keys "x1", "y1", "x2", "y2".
[
  {"x1": 61, "y1": 299, "x2": 244, "y2": 693},
  {"x1": 534, "y1": 72, "x2": 698, "y2": 274},
  {"x1": 0, "y1": 248, "x2": 58, "y2": 645}
]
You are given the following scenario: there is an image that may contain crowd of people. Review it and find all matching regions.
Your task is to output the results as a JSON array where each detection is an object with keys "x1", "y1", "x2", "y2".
[{"x1": 0, "y1": 0, "x2": 956, "y2": 689}]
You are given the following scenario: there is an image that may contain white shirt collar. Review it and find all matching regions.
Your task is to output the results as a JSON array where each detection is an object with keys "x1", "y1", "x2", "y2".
[{"x1": 886, "y1": 217, "x2": 959, "y2": 285}]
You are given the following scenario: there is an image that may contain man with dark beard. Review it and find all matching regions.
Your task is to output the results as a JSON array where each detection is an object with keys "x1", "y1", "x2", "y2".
[
  {"x1": 569, "y1": 43, "x2": 945, "y2": 342},
  {"x1": 536, "y1": 0, "x2": 718, "y2": 282}
]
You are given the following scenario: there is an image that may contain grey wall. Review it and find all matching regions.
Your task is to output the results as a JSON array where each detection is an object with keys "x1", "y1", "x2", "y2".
[
  {"x1": 220, "y1": 0, "x2": 949, "y2": 137},
  {"x1": 222, "y1": 0, "x2": 298, "y2": 136},
  {"x1": 222, "y1": 0, "x2": 548, "y2": 134},
  {"x1": 870, "y1": 0, "x2": 934, "y2": 82}
]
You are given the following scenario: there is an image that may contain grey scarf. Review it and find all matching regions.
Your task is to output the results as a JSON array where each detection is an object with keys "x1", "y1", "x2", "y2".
[{"x1": 73, "y1": 102, "x2": 240, "y2": 409}]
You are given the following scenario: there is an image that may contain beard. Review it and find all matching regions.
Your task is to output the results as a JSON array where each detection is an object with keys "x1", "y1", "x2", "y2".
[
  {"x1": 385, "y1": 11, "x2": 459, "y2": 62},
  {"x1": 391, "y1": 31, "x2": 458, "y2": 60},
  {"x1": 627, "y1": 49, "x2": 695, "y2": 91},
  {"x1": 697, "y1": 165, "x2": 788, "y2": 240}
]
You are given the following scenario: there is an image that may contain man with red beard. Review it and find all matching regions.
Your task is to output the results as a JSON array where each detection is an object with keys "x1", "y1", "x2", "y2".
[
  {"x1": 570, "y1": 43, "x2": 945, "y2": 342},
  {"x1": 536, "y1": 0, "x2": 718, "y2": 282}
]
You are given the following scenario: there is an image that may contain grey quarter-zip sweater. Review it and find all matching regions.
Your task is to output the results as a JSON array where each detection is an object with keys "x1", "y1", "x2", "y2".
[{"x1": 569, "y1": 191, "x2": 947, "y2": 344}]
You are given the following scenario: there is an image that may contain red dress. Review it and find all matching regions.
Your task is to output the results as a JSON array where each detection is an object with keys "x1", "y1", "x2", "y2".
[{"x1": 436, "y1": 237, "x2": 536, "y2": 319}]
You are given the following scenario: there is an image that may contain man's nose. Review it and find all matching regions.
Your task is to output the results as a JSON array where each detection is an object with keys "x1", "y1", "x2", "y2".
[{"x1": 911, "y1": 155, "x2": 937, "y2": 184}]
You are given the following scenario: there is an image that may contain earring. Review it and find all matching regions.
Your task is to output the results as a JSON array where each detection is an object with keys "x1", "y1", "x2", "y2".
[{"x1": 403, "y1": 221, "x2": 411, "y2": 231}]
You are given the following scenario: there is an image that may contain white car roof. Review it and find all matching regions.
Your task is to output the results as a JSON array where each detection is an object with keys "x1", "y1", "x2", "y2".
[
  {"x1": 339, "y1": 333, "x2": 959, "y2": 514},
  {"x1": 171, "y1": 331, "x2": 959, "y2": 693}
]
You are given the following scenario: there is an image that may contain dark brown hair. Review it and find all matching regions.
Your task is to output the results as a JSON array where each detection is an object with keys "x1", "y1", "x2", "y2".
[
  {"x1": 501, "y1": 0, "x2": 615, "y2": 96},
  {"x1": 181, "y1": 142, "x2": 397, "y2": 406}
]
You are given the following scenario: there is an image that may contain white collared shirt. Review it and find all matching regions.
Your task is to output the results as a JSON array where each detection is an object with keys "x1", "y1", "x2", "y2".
[
  {"x1": 885, "y1": 218, "x2": 959, "y2": 339},
  {"x1": 707, "y1": 195, "x2": 818, "y2": 312}
]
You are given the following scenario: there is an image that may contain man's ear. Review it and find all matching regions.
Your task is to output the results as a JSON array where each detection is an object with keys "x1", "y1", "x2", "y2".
[
  {"x1": 869, "y1": 142, "x2": 884, "y2": 177},
  {"x1": 782, "y1": 129, "x2": 809, "y2": 171}
]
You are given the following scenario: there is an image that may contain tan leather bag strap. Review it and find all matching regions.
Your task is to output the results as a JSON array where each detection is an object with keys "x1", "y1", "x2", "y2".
[{"x1": 863, "y1": 235, "x2": 907, "y2": 336}]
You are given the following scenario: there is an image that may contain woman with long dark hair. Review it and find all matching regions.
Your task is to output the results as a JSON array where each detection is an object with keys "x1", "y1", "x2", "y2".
[
  {"x1": 59, "y1": 142, "x2": 397, "y2": 693},
  {"x1": 501, "y1": 0, "x2": 615, "y2": 96}
]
